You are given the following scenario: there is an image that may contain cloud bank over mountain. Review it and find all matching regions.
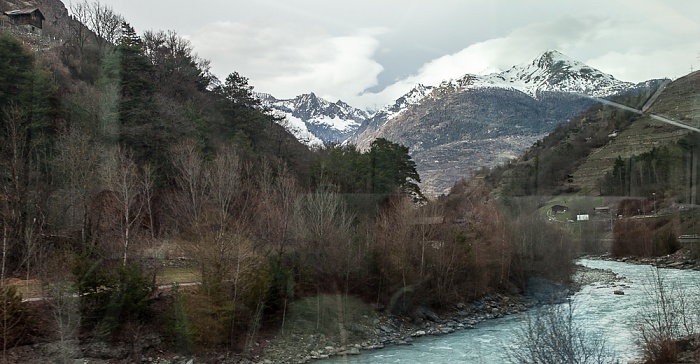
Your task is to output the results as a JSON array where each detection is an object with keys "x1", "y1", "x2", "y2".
[{"x1": 112, "y1": 0, "x2": 700, "y2": 110}]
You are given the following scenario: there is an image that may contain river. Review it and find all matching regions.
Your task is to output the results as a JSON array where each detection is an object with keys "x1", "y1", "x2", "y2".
[{"x1": 321, "y1": 259, "x2": 700, "y2": 363}]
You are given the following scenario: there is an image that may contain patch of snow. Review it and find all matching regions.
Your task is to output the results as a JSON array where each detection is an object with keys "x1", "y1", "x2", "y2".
[
  {"x1": 273, "y1": 112, "x2": 324, "y2": 149},
  {"x1": 308, "y1": 115, "x2": 361, "y2": 131},
  {"x1": 368, "y1": 84, "x2": 434, "y2": 123}
]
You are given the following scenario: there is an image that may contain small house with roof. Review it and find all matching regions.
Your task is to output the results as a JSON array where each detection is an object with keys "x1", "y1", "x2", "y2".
[
  {"x1": 3, "y1": 8, "x2": 45, "y2": 32},
  {"x1": 551, "y1": 205, "x2": 569, "y2": 214}
]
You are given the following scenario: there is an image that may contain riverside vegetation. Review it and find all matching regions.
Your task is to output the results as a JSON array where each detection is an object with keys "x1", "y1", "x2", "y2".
[{"x1": 1, "y1": 1, "x2": 699, "y2": 363}]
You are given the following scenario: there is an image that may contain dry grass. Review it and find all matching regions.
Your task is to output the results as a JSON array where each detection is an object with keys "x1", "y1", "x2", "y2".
[
  {"x1": 155, "y1": 267, "x2": 200, "y2": 286},
  {"x1": 573, "y1": 120, "x2": 690, "y2": 194},
  {"x1": 5, "y1": 278, "x2": 42, "y2": 300}
]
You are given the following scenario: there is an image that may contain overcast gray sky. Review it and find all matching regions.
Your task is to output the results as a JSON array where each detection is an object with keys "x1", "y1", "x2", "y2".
[{"x1": 107, "y1": 0, "x2": 700, "y2": 109}]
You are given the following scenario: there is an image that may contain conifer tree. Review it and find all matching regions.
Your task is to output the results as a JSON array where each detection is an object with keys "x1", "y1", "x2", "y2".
[
  {"x1": 369, "y1": 138, "x2": 424, "y2": 200},
  {"x1": 115, "y1": 22, "x2": 154, "y2": 129}
]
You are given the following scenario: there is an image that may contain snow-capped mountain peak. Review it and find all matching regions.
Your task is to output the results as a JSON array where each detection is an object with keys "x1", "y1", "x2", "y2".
[
  {"x1": 531, "y1": 49, "x2": 575, "y2": 68},
  {"x1": 348, "y1": 83, "x2": 434, "y2": 148},
  {"x1": 445, "y1": 50, "x2": 634, "y2": 98},
  {"x1": 260, "y1": 92, "x2": 369, "y2": 147}
]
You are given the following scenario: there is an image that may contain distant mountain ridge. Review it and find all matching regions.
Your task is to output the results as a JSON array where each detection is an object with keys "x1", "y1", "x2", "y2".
[
  {"x1": 351, "y1": 84, "x2": 434, "y2": 145},
  {"x1": 351, "y1": 50, "x2": 637, "y2": 149},
  {"x1": 260, "y1": 92, "x2": 369, "y2": 148},
  {"x1": 263, "y1": 50, "x2": 636, "y2": 149},
  {"x1": 265, "y1": 50, "x2": 663, "y2": 195}
]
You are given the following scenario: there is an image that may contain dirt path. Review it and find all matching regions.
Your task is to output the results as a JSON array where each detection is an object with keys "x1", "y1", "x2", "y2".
[{"x1": 7, "y1": 266, "x2": 201, "y2": 302}]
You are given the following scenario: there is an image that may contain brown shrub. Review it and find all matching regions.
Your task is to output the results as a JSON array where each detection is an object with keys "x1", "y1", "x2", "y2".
[
  {"x1": 612, "y1": 218, "x2": 679, "y2": 257},
  {"x1": 507, "y1": 213, "x2": 577, "y2": 289},
  {"x1": 373, "y1": 185, "x2": 513, "y2": 308}
]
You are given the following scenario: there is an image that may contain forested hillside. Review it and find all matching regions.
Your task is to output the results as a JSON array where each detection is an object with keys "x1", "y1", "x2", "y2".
[{"x1": 0, "y1": 1, "x2": 592, "y2": 361}]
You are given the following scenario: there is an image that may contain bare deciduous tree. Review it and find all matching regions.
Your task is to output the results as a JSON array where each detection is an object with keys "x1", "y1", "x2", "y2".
[
  {"x1": 66, "y1": 1, "x2": 92, "y2": 65},
  {"x1": 508, "y1": 211, "x2": 576, "y2": 289},
  {"x1": 293, "y1": 189, "x2": 353, "y2": 252},
  {"x1": 253, "y1": 159, "x2": 298, "y2": 257},
  {"x1": 205, "y1": 145, "x2": 240, "y2": 243},
  {"x1": 170, "y1": 140, "x2": 207, "y2": 234},
  {"x1": 101, "y1": 147, "x2": 143, "y2": 265},
  {"x1": 636, "y1": 268, "x2": 698, "y2": 363},
  {"x1": 54, "y1": 129, "x2": 99, "y2": 241},
  {"x1": 374, "y1": 196, "x2": 416, "y2": 305},
  {"x1": 0, "y1": 105, "x2": 28, "y2": 283},
  {"x1": 40, "y1": 250, "x2": 80, "y2": 363},
  {"x1": 292, "y1": 187, "x2": 357, "y2": 292},
  {"x1": 78, "y1": 0, "x2": 124, "y2": 52},
  {"x1": 0, "y1": 105, "x2": 44, "y2": 279},
  {"x1": 140, "y1": 163, "x2": 157, "y2": 240},
  {"x1": 171, "y1": 143, "x2": 271, "y2": 346}
]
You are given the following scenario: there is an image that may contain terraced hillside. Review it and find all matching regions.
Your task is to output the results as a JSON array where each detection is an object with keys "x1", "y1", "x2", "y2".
[{"x1": 573, "y1": 71, "x2": 700, "y2": 194}]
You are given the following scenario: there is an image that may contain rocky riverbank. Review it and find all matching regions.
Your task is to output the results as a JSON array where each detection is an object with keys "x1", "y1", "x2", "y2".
[
  {"x1": 590, "y1": 248, "x2": 700, "y2": 270},
  {"x1": 255, "y1": 264, "x2": 623, "y2": 364},
  {"x1": 256, "y1": 254, "x2": 694, "y2": 364},
  {"x1": 256, "y1": 293, "x2": 530, "y2": 364}
]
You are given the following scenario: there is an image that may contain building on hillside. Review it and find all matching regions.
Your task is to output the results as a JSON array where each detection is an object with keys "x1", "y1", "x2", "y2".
[
  {"x1": 594, "y1": 206, "x2": 610, "y2": 214},
  {"x1": 3, "y1": 8, "x2": 45, "y2": 33},
  {"x1": 551, "y1": 205, "x2": 569, "y2": 214}
]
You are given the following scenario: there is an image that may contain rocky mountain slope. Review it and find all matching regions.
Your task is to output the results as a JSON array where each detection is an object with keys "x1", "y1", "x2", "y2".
[
  {"x1": 349, "y1": 51, "x2": 660, "y2": 196},
  {"x1": 351, "y1": 84, "x2": 433, "y2": 142}
]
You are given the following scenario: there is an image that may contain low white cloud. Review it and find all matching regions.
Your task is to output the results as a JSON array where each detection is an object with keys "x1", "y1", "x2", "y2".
[
  {"x1": 358, "y1": 16, "x2": 610, "y2": 108},
  {"x1": 183, "y1": 3, "x2": 700, "y2": 111},
  {"x1": 588, "y1": 45, "x2": 700, "y2": 83},
  {"x1": 187, "y1": 21, "x2": 384, "y2": 103},
  {"x1": 358, "y1": 13, "x2": 700, "y2": 109}
]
